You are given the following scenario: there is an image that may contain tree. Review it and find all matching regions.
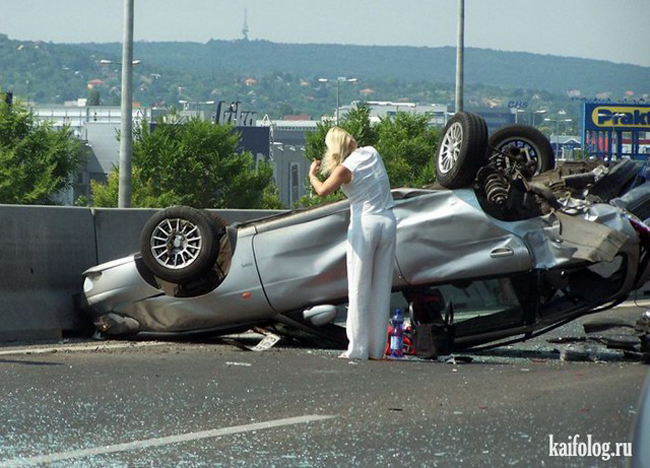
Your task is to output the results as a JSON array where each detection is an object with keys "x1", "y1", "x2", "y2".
[
  {"x1": 90, "y1": 116, "x2": 282, "y2": 209},
  {"x1": 300, "y1": 105, "x2": 438, "y2": 207},
  {"x1": 373, "y1": 112, "x2": 437, "y2": 188},
  {"x1": 304, "y1": 105, "x2": 377, "y2": 162},
  {"x1": 0, "y1": 98, "x2": 83, "y2": 204}
]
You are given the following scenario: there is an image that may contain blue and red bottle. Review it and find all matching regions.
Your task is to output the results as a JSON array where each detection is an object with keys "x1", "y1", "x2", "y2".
[{"x1": 390, "y1": 308, "x2": 404, "y2": 359}]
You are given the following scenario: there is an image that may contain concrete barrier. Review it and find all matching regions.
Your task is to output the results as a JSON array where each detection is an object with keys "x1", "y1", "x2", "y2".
[
  {"x1": 93, "y1": 208, "x2": 281, "y2": 264},
  {"x1": 0, "y1": 205, "x2": 97, "y2": 341},
  {"x1": 209, "y1": 209, "x2": 282, "y2": 225},
  {"x1": 93, "y1": 208, "x2": 158, "y2": 264},
  {"x1": 0, "y1": 205, "x2": 283, "y2": 342}
]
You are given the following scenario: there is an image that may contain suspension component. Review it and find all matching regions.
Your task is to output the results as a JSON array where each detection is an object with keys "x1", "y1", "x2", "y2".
[
  {"x1": 477, "y1": 166, "x2": 509, "y2": 206},
  {"x1": 485, "y1": 172, "x2": 509, "y2": 205}
]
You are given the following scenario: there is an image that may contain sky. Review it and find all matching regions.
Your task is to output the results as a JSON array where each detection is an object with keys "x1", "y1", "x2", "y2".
[{"x1": 1, "y1": 0, "x2": 648, "y2": 67}]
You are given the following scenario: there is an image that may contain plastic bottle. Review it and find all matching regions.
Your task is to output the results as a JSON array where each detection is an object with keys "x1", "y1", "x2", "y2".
[{"x1": 390, "y1": 308, "x2": 404, "y2": 359}]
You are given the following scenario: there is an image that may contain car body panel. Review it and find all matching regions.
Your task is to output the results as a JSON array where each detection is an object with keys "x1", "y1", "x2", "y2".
[
  {"x1": 84, "y1": 228, "x2": 275, "y2": 333},
  {"x1": 83, "y1": 256, "x2": 162, "y2": 314},
  {"x1": 81, "y1": 188, "x2": 646, "y2": 342},
  {"x1": 493, "y1": 205, "x2": 635, "y2": 270},
  {"x1": 393, "y1": 189, "x2": 532, "y2": 285},
  {"x1": 254, "y1": 205, "x2": 352, "y2": 311}
]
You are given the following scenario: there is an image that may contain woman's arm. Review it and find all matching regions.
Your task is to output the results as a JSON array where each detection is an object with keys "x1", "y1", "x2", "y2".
[{"x1": 309, "y1": 160, "x2": 352, "y2": 197}]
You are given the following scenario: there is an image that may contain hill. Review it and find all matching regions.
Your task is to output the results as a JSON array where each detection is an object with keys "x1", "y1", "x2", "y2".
[
  {"x1": 78, "y1": 39, "x2": 650, "y2": 96},
  {"x1": 0, "y1": 34, "x2": 648, "y2": 121}
]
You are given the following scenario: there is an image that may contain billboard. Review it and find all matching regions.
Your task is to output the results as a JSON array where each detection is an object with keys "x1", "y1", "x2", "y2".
[
  {"x1": 582, "y1": 103, "x2": 650, "y2": 160},
  {"x1": 583, "y1": 103, "x2": 650, "y2": 131},
  {"x1": 237, "y1": 126, "x2": 270, "y2": 159}
]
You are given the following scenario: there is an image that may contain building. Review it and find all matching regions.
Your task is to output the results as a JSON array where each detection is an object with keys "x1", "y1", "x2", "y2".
[
  {"x1": 551, "y1": 135, "x2": 582, "y2": 161},
  {"x1": 465, "y1": 106, "x2": 515, "y2": 133},
  {"x1": 263, "y1": 118, "x2": 319, "y2": 207},
  {"x1": 338, "y1": 101, "x2": 450, "y2": 127},
  {"x1": 31, "y1": 104, "x2": 154, "y2": 203},
  {"x1": 31, "y1": 104, "x2": 153, "y2": 132},
  {"x1": 32, "y1": 104, "x2": 312, "y2": 208},
  {"x1": 337, "y1": 101, "x2": 516, "y2": 132}
]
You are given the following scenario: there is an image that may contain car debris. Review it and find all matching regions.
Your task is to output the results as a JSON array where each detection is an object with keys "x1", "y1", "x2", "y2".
[
  {"x1": 225, "y1": 361, "x2": 252, "y2": 367},
  {"x1": 440, "y1": 355, "x2": 473, "y2": 365},
  {"x1": 220, "y1": 327, "x2": 283, "y2": 352},
  {"x1": 637, "y1": 311, "x2": 650, "y2": 333}
]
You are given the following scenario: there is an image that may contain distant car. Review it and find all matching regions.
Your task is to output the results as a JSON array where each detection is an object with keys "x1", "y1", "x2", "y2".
[{"x1": 81, "y1": 112, "x2": 650, "y2": 351}]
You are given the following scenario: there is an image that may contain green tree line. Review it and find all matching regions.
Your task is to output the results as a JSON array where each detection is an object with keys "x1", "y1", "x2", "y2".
[
  {"x1": 0, "y1": 96, "x2": 439, "y2": 209},
  {"x1": 91, "y1": 115, "x2": 283, "y2": 209},
  {"x1": 0, "y1": 97, "x2": 83, "y2": 204},
  {"x1": 301, "y1": 106, "x2": 438, "y2": 206}
]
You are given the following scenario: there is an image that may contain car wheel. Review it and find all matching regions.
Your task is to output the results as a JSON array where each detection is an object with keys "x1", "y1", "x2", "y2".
[
  {"x1": 486, "y1": 125, "x2": 555, "y2": 176},
  {"x1": 435, "y1": 112, "x2": 488, "y2": 189},
  {"x1": 140, "y1": 206, "x2": 221, "y2": 283}
]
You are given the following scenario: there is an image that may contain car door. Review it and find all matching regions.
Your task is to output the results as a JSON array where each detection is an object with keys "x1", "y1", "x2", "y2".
[
  {"x1": 252, "y1": 203, "x2": 407, "y2": 313},
  {"x1": 393, "y1": 189, "x2": 532, "y2": 286}
]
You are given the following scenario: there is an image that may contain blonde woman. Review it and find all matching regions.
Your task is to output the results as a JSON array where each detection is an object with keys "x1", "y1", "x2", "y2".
[{"x1": 309, "y1": 127, "x2": 397, "y2": 360}]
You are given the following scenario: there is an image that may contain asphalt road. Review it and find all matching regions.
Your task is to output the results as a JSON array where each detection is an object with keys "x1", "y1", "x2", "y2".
[{"x1": 0, "y1": 308, "x2": 649, "y2": 468}]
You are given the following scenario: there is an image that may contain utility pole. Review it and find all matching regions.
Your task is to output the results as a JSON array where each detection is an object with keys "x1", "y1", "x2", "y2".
[
  {"x1": 455, "y1": 0, "x2": 464, "y2": 113},
  {"x1": 317, "y1": 77, "x2": 357, "y2": 125},
  {"x1": 336, "y1": 79, "x2": 341, "y2": 124},
  {"x1": 118, "y1": 0, "x2": 134, "y2": 208}
]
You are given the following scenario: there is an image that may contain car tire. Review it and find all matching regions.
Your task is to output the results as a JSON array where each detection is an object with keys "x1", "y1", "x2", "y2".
[
  {"x1": 611, "y1": 182, "x2": 650, "y2": 220},
  {"x1": 486, "y1": 124, "x2": 555, "y2": 175},
  {"x1": 435, "y1": 112, "x2": 488, "y2": 189},
  {"x1": 140, "y1": 206, "x2": 221, "y2": 283}
]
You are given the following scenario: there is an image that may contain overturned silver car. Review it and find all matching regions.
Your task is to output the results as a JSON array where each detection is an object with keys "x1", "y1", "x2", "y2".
[{"x1": 81, "y1": 112, "x2": 650, "y2": 351}]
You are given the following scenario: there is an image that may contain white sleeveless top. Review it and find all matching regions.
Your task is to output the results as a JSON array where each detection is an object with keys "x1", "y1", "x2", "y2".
[{"x1": 341, "y1": 146, "x2": 394, "y2": 215}]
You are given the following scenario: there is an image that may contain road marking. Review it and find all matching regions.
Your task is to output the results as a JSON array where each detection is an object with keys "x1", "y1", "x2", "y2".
[
  {"x1": 1, "y1": 414, "x2": 336, "y2": 467},
  {"x1": 0, "y1": 341, "x2": 167, "y2": 357}
]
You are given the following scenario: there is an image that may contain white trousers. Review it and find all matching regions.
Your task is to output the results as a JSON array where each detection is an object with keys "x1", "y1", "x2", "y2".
[{"x1": 345, "y1": 210, "x2": 397, "y2": 359}]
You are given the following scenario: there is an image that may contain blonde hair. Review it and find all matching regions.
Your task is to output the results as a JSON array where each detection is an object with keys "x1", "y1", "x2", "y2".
[{"x1": 321, "y1": 127, "x2": 354, "y2": 176}]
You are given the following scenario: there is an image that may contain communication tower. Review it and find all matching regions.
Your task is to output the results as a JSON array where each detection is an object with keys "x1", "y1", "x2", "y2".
[{"x1": 242, "y1": 9, "x2": 249, "y2": 41}]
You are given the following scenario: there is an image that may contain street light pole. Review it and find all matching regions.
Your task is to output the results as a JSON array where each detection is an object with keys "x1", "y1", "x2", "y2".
[
  {"x1": 533, "y1": 109, "x2": 547, "y2": 127},
  {"x1": 336, "y1": 79, "x2": 341, "y2": 125},
  {"x1": 514, "y1": 109, "x2": 525, "y2": 124},
  {"x1": 455, "y1": 0, "x2": 465, "y2": 113},
  {"x1": 544, "y1": 117, "x2": 572, "y2": 156},
  {"x1": 118, "y1": 0, "x2": 134, "y2": 208},
  {"x1": 319, "y1": 77, "x2": 357, "y2": 125}
]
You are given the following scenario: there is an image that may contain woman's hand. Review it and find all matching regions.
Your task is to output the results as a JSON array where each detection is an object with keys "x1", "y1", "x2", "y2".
[
  {"x1": 310, "y1": 164, "x2": 351, "y2": 197},
  {"x1": 309, "y1": 159, "x2": 321, "y2": 178}
]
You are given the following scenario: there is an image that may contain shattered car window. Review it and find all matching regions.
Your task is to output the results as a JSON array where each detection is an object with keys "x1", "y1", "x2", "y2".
[{"x1": 438, "y1": 274, "x2": 531, "y2": 336}]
